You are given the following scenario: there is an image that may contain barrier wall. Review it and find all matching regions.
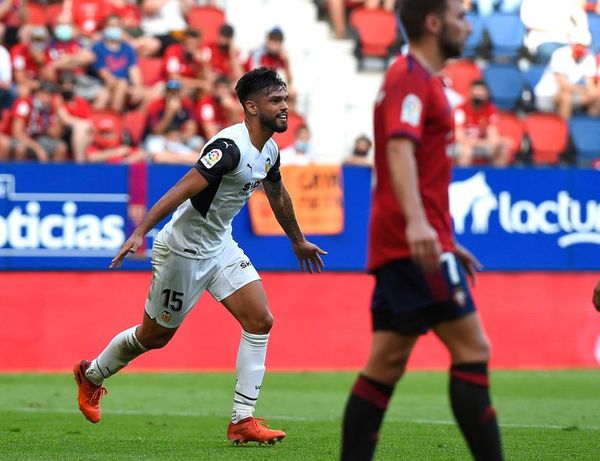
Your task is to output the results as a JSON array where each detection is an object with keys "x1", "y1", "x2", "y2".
[
  {"x1": 1, "y1": 272, "x2": 598, "y2": 371},
  {"x1": 1, "y1": 164, "x2": 599, "y2": 271}
]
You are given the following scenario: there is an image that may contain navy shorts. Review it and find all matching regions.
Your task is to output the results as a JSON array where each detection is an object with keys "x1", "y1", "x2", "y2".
[{"x1": 371, "y1": 252, "x2": 477, "y2": 335}]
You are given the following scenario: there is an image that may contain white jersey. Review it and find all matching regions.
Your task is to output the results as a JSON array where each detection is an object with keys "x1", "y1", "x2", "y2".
[{"x1": 158, "y1": 123, "x2": 281, "y2": 259}]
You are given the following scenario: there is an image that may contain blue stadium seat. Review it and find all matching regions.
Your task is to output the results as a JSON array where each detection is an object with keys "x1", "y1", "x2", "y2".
[
  {"x1": 483, "y1": 64, "x2": 524, "y2": 110},
  {"x1": 463, "y1": 12, "x2": 485, "y2": 58},
  {"x1": 587, "y1": 13, "x2": 600, "y2": 53},
  {"x1": 485, "y1": 12, "x2": 525, "y2": 59},
  {"x1": 523, "y1": 64, "x2": 546, "y2": 90},
  {"x1": 569, "y1": 116, "x2": 600, "y2": 164}
]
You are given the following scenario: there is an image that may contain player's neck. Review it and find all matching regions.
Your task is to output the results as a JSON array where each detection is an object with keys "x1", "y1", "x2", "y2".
[
  {"x1": 409, "y1": 42, "x2": 445, "y2": 74},
  {"x1": 244, "y1": 119, "x2": 272, "y2": 152}
]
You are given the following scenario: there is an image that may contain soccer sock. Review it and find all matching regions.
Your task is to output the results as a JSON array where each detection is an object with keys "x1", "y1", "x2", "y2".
[
  {"x1": 231, "y1": 330, "x2": 269, "y2": 423},
  {"x1": 85, "y1": 326, "x2": 147, "y2": 386},
  {"x1": 341, "y1": 374, "x2": 394, "y2": 461},
  {"x1": 449, "y1": 362, "x2": 503, "y2": 461}
]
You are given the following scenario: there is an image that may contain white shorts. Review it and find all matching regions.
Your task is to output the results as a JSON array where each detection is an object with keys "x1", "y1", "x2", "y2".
[{"x1": 145, "y1": 237, "x2": 261, "y2": 328}]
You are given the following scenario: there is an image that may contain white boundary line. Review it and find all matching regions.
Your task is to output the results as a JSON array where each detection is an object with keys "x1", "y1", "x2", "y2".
[{"x1": 6, "y1": 407, "x2": 600, "y2": 431}]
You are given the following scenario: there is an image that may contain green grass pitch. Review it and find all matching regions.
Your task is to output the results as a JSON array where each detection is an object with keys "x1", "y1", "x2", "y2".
[{"x1": 1, "y1": 370, "x2": 599, "y2": 460}]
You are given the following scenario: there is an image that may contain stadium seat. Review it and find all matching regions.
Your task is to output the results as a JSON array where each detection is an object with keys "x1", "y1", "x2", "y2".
[
  {"x1": 463, "y1": 12, "x2": 485, "y2": 58},
  {"x1": 523, "y1": 113, "x2": 568, "y2": 164},
  {"x1": 496, "y1": 112, "x2": 524, "y2": 161},
  {"x1": 523, "y1": 64, "x2": 546, "y2": 90},
  {"x1": 483, "y1": 64, "x2": 524, "y2": 111},
  {"x1": 138, "y1": 58, "x2": 165, "y2": 87},
  {"x1": 442, "y1": 59, "x2": 482, "y2": 99},
  {"x1": 122, "y1": 110, "x2": 147, "y2": 147},
  {"x1": 46, "y1": 4, "x2": 64, "y2": 26},
  {"x1": 350, "y1": 7, "x2": 397, "y2": 65},
  {"x1": 186, "y1": 6, "x2": 226, "y2": 45},
  {"x1": 587, "y1": 13, "x2": 600, "y2": 52},
  {"x1": 569, "y1": 116, "x2": 600, "y2": 164},
  {"x1": 25, "y1": 3, "x2": 47, "y2": 26},
  {"x1": 272, "y1": 112, "x2": 305, "y2": 150},
  {"x1": 89, "y1": 111, "x2": 124, "y2": 145},
  {"x1": 485, "y1": 12, "x2": 525, "y2": 60}
]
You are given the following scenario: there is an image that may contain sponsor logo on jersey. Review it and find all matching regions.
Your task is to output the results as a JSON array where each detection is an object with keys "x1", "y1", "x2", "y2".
[
  {"x1": 162, "y1": 311, "x2": 172, "y2": 323},
  {"x1": 240, "y1": 260, "x2": 252, "y2": 269},
  {"x1": 200, "y1": 149, "x2": 223, "y2": 169},
  {"x1": 450, "y1": 172, "x2": 600, "y2": 247},
  {"x1": 400, "y1": 93, "x2": 422, "y2": 127}
]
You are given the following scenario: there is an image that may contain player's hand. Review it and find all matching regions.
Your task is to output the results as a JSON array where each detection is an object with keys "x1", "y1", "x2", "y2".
[
  {"x1": 292, "y1": 239, "x2": 327, "y2": 274},
  {"x1": 406, "y1": 218, "x2": 442, "y2": 273},
  {"x1": 110, "y1": 232, "x2": 144, "y2": 269},
  {"x1": 593, "y1": 280, "x2": 600, "y2": 311},
  {"x1": 454, "y1": 242, "x2": 482, "y2": 286}
]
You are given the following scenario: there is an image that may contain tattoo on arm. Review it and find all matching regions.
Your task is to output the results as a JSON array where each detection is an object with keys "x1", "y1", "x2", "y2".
[{"x1": 262, "y1": 180, "x2": 304, "y2": 243}]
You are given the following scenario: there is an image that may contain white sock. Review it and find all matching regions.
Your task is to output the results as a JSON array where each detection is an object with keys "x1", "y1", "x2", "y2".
[
  {"x1": 85, "y1": 326, "x2": 147, "y2": 386},
  {"x1": 231, "y1": 330, "x2": 269, "y2": 423}
]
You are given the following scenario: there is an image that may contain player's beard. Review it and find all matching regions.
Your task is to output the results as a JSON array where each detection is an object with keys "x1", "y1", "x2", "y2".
[
  {"x1": 439, "y1": 23, "x2": 463, "y2": 60},
  {"x1": 260, "y1": 112, "x2": 288, "y2": 133}
]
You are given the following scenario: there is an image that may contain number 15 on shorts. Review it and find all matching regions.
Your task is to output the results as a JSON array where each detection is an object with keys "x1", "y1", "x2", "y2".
[{"x1": 162, "y1": 289, "x2": 184, "y2": 311}]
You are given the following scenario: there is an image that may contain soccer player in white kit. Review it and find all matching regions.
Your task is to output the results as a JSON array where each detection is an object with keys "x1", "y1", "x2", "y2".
[{"x1": 73, "y1": 68, "x2": 326, "y2": 444}]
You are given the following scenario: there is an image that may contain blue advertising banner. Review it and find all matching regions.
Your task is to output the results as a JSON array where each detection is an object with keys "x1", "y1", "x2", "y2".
[{"x1": 0, "y1": 164, "x2": 129, "y2": 269}]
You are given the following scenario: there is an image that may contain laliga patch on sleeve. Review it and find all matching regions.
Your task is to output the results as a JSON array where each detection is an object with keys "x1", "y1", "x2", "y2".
[
  {"x1": 200, "y1": 148, "x2": 223, "y2": 169},
  {"x1": 400, "y1": 93, "x2": 422, "y2": 127}
]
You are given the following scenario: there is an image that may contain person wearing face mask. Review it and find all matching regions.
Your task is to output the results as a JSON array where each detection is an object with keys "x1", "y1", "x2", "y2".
[
  {"x1": 454, "y1": 80, "x2": 509, "y2": 167},
  {"x1": 344, "y1": 135, "x2": 373, "y2": 167},
  {"x1": 280, "y1": 125, "x2": 315, "y2": 166},
  {"x1": 246, "y1": 27, "x2": 293, "y2": 87},
  {"x1": 534, "y1": 30, "x2": 600, "y2": 120},
  {"x1": 163, "y1": 28, "x2": 211, "y2": 95},
  {"x1": 91, "y1": 14, "x2": 146, "y2": 112},
  {"x1": 201, "y1": 24, "x2": 245, "y2": 83},
  {"x1": 10, "y1": 26, "x2": 52, "y2": 95},
  {"x1": 47, "y1": 15, "x2": 95, "y2": 83}
]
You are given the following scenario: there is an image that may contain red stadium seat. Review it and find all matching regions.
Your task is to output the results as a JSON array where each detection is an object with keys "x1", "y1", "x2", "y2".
[
  {"x1": 89, "y1": 111, "x2": 124, "y2": 148},
  {"x1": 350, "y1": 8, "x2": 397, "y2": 58},
  {"x1": 25, "y1": 3, "x2": 47, "y2": 25},
  {"x1": 138, "y1": 58, "x2": 165, "y2": 86},
  {"x1": 122, "y1": 109, "x2": 147, "y2": 146},
  {"x1": 442, "y1": 59, "x2": 482, "y2": 99},
  {"x1": 272, "y1": 111, "x2": 305, "y2": 150},
  {"x1": 186, "y1": 6, "x2": 226, "y2": 45},
  {"x1": 496, "y1": 112, "x2": 524, "y2": 162},
  {"x1": 523, "y1": 113, "x2": 568, "y2": 164}
]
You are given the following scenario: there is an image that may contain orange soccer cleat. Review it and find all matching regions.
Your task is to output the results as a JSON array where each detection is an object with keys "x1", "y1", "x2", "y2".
[
  {"x1": 227, "y1": 417, "x2": 286, "y2": 445},
  {"x1": 73, "y1": 360, "x2": 107, "y2": 424}
]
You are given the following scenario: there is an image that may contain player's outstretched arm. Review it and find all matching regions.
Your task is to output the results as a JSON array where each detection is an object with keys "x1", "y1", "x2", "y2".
[
  {"x1": 262, "y1": 178, "x2": 327, "y2": 273},
  {"x1": 110, "y1": 169, "x2": 209, "y2": 269},
  {"x1": 593, "y1": 280, "x2": 600, "y2": 311}
]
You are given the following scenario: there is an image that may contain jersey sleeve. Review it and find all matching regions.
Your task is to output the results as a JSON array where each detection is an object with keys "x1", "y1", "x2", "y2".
[
  {"x1": 194, "y1": 138, "x2": 241, "y2": 183},
  {"x1": 384, "y1": 70, "x2": 429, "y2": 144},
  {"x1": 265, "y1": 150, "x2": 281, "y2": 183}
]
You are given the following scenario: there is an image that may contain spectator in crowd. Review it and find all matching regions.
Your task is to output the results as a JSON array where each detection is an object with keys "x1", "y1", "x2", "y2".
[
  {"x1": 134, "y1": 0, "x2": 191, "y2": 58},
  {"x1": 91, "y1": 14, "x2": 145, "y2": 112},
  {"x1": 246, "y1": 28, "x2": 293, "y2": 86},
  {"x1": 65, "y1": 0, "x2": 110, "y2": 40},
  {"x1": 280, "y1": 124, "x2": 315, "y2": 166},
  {"x1": 86, "y1": 112, "x2": 143, "y2": 163},
  {"x1": 107, "y1": 0, "x2": 142, "y2": 38},
  {"x1": 163, "y1": 28, "x2": 211, "y2": 95},
  {"x1": 201, "y1": 23, "x2": 245, "y2": 84},
  {"x1": 55, "y1": 73, "x2": 93, "y2": 163},
  {"x1": 0, "y1": 0, "x2": 26, "y2": 48},
  {"x1": 344, "y1": 134, "x2": 372, "y2": 167},
  {"x1": 0, "y1": 132, "x2": 10, "y2": 160},
  {"x1": 9, "y1": 81, "x2": 67, "y2": 162},
  {"x1": 534, "y1": 31, "x2": 600, "y2": 120},
  {"x1": 521, "y1": 0, "x2": 590, "y2": 63},
  {"x1": 0, "y1": 43, "x2": 14, "y2": 111},
  {"x1": 47, "y1": 14, "x2": 96, "y2": 82},
  {"x1": 144, "y1": 79, "x2": 202, "y2": 164},
  {"x1": 196, "y1": 75, "x2": 242, "y2": 140},
  {"x1": 454, "y1": 80, "x2": 509, "y2": 166},
  {"x1": 11, "y1": 26, "x2": 53, "y2": 95},
  {"x1": 465, "y1": 0, "x2": 522, "y2": 15}
]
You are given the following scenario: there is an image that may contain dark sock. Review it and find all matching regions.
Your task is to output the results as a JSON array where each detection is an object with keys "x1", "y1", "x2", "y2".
[
  {"x1": 450, "y1": 362, "x2": 503, "y2": 461},
  {"x1": 341, "y1": 374, "x2": 394, "y2": 461}
]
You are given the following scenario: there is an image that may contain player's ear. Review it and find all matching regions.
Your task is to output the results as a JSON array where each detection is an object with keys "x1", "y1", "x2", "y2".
[
  {"x1": 245, "y1": 99, "x2": 258, "y2": 116},
  {"x1": 425, "y1": 12, "x2": 442, "y2": 35}
]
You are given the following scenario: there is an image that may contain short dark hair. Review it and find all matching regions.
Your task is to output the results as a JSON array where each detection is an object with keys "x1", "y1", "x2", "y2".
[
  {"x1": 235, "y1": 67, "x2": 287, "y2": 105},
  {"x1": 471, "y1": 79, "x2": 488, "y2": 89},
  {"x1": 219, "y1": 24, "x2": 234, "y2": 38},
  {"x1": 399, "y1": 0, "x2": 448, "y2": 41},
  {"x1": 184, "y1": 28, "x2": 201, "y2": 39}
]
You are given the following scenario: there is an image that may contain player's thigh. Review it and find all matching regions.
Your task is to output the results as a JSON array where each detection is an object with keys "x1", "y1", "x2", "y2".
[
  {"x1": 219, "y1": 280, "x2": 272, "y2": 334},
  {"x1": 145, "y1": 238, "x2": 210, "y2": 329},
  {"x1": 432, "y1": 312, "x2": 491, "y2": 364},
  {"x1": 363, "y1": 331, "x2": 419, "y2": 385}
]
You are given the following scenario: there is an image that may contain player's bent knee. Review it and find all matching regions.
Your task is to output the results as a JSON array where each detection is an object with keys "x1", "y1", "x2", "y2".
[{"x1": 242, "y1": 311, "x2": 273, "y2": 335}]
